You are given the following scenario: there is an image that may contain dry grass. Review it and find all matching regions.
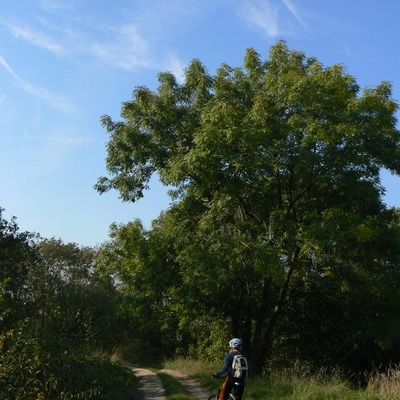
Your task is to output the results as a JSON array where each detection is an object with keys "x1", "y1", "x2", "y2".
[
  {"x1": 364, "y1": 366, "x2": 400, "y2": 399},
  {"x1": 164, "y1": 359, "x2": 400, "y2": 399}
]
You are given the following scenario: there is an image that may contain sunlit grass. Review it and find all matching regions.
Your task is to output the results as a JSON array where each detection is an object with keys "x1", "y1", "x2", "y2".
[
  {"x1": 164, "y1": 358, "x2": 400, "y2": 399},
  {"x1": 163, "y1": 358, "x2": 221, "y2": 392}
]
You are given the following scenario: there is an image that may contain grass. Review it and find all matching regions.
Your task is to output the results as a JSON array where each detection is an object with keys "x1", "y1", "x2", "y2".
[
  {"x1": 163, "y1": 358, "x2": 400, "y2": 399},
  {"x1": 157, "y1": 372, "x2": 197, "y2": 400},
  {"x1": 364, "y1": 365, "x2": 400, "y2": 399},
  {"x1": 163, "y1": 358, "x2": 221, "y2": 393}
]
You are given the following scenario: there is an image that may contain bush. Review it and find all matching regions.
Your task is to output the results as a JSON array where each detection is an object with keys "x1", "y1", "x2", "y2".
[
  {"x1": 0, "y1": 327, "x2": 139, "y2": 399},
  {"x1": 0, "y1": 329, "x2": 50, "y2": 399}
]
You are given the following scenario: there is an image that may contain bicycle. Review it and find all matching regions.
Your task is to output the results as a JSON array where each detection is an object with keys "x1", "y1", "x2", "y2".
[
  {"x1": 207, "y1": 376, "x2": 241, "y2": 400},
  {"x1": 207, "y1": 391, "x2": 235, "y2": 400}
]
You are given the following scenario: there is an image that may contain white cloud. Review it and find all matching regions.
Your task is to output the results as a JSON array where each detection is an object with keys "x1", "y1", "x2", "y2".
[
  {"x1": 163, "y1": 54, "x2": 186, "y2": 83},
  {"x1": 239, "y1": 0, "x2": 308, "y2": 37},
  {"x1": 241, "y1": 0, "x2": 280, "y2": 37},
  {"x1": 1, "y1": 0, "x2": 217, "y2": 75},
  {"x1": 90, "y1": 24, "x2": 152, "y2": 71},
  {"x1": 282, "y1": 0, "x2": 308, "y2": 30},
  {"x1": 37, "y1": 0, "x2": 75, "y2": 13},
  {"x1": 0, "y1": 54, "x2": 75, "y2": 113},
  {"x1": 3, "y1": 16, "x2": 152, "y2": 73},
  {"x1": 7, "y1": 23, "x2": 63, "y2": 55}
]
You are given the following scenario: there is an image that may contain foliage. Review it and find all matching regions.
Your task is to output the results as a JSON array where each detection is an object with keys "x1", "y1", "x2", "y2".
[
  {"x1": 0, "y1": 208, "x2": 41, "y2": 332},
  {"x1": 0, "y1": 329, "x2": 138, "y2": 399},
  {"x1": 97, "y1": 219, "x2": 181, "y2": 362},
  {"x1": 0, "y1": 209, "x2": 136, "y2": 399},
  {"x1": 95, "y1": 41, "x2": 400, "y2": 375},
  {"x1": 37, "y1": 238, "x2": 126, "y2": 353},
  {"x1": 0, "y1": 328, "x2": 50, "y2": 399},
  {"x1": 47, "y1": 353, "x2": 138, "y2": 399}
]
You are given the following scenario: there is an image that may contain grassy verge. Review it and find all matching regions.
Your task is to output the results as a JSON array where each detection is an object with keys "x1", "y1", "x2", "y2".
[
  {"x1": 163, "y1": 358, "x2": 400, "y2": 399},
  {"x1": 164, "y1": 358, "x2": 221, "y2": 393}
]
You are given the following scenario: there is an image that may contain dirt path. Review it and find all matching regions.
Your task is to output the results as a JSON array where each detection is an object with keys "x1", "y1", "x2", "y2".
[
  {"x1": 161, "y1": 368, "x2": 211, "y2": 400},
  {"x1": 121, "y1": 361, "x2": 211, "y2": 400},
  {"x1": 132, "y1": 366, "x2": 167, "y2": 400}
]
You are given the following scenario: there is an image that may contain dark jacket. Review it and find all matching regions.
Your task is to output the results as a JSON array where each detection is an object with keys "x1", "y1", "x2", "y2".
[{"x1": 215, "y1": 350, "x2": 240, "y2": 377}]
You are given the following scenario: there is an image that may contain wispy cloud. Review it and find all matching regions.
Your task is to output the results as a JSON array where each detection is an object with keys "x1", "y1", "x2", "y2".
[
  {"x1": 239, "y1": 0, "x2": 308, "y2": 37},
  {"x1": 242, "y1": 0, "x2": 280, "y2": 37},
  {"x1": 13, "y1": 130, "x2": 92, "y2": 174},
  {"x1": 282, "y1": 0, "x2": 308, "y2": 30},
  {"x1": 37, "y1": 0, "x2": 75, "y2": 13},
  {"x1": 1, "y1": 0, "x2": 214, "y2": 75},
  {"x1": 163, "y1": 53, "x2": 185, "y2": 83},
  {"x1": 0, "y1": 54, "x2": 75, "y2": 113},
  {"x1": 90, "y1": 24, "x2": 151, "y2": 71},
  {"x1": 45, "y1": 133, "x2": 91, "y2": 150},
  {"x1": 3, "y1": 18, "x2": 153, "y2": 72},
  {"x1": 7, "y1": 23, "x2": 63, "y2": 55}
]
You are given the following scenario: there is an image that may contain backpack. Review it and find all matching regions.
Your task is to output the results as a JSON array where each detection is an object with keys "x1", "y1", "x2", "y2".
[{"x1": 231, "y1": 353, "x2": 248, "y2": 378}]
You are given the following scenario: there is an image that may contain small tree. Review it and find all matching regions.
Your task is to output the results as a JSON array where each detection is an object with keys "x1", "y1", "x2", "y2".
[
  {"x1": 97, "y1": 219, "x2": 181, "y2": 361},
  {"x1": 0, "y1": 208, "x2": 40, "y2": 330}
]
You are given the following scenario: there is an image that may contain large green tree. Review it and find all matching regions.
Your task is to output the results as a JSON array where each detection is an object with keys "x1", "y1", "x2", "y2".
[{"x1": 96, "y1": 41, "x2": 400, "y2": 374}]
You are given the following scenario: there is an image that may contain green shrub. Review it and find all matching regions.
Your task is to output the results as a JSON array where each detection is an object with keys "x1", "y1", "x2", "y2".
[
  {"x1": 0, "y1": 329, "x2": 50, "y2": 399},
  {"x1": 0, "y1": 328, "x2": 139, "y2": 400}
]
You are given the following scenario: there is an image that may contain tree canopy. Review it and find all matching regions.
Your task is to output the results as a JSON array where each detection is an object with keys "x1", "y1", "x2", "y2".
[{"x1": 96, "y1": 41, "x2": 400, "y2": 375}]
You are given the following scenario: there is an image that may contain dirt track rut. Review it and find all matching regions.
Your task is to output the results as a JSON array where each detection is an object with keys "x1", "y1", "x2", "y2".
[
  {"x1": 122, "y1": 361, "x2": 211, "y2": 400},
  {"x1": 161, "y1": 368, "x2": 211, "y2": 400}
]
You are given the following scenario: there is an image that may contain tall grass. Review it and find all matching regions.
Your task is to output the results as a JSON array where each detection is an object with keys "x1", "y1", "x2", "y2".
[
  {"x1": 364, "y1": 365, "x2": 400, "y2": 399},
  {"x1": 164, "y1": 359, "x2": 400, "y2": 399}
]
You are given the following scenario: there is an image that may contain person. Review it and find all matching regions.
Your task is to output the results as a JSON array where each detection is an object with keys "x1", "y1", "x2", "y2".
[{"x1": 213, "y1": 338, "x2": 247, "y2": 400}]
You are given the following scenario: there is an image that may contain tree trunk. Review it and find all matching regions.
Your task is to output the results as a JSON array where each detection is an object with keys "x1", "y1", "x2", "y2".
[{"x1": 250, "y1": 245, "x2": 301, "y2": 376}]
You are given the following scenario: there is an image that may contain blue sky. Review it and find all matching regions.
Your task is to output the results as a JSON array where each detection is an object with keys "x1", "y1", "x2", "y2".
[{"x1": 0, "y1": 0, "x2": 399, "y2": 247}]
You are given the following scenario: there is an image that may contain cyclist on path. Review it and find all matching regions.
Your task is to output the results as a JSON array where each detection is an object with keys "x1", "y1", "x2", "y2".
[{"x1": 213, "y1": 338, "x2": 248, "y2": 400}]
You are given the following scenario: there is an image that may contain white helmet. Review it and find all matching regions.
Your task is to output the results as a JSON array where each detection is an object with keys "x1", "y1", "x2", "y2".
[{"x1": 229, "y1": 338, "x2": 243, "y2": 348}]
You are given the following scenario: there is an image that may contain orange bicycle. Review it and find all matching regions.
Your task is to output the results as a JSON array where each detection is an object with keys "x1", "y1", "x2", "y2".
[{"x1": 207, "y1": 376, "x2": 237, "y2": 400}]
